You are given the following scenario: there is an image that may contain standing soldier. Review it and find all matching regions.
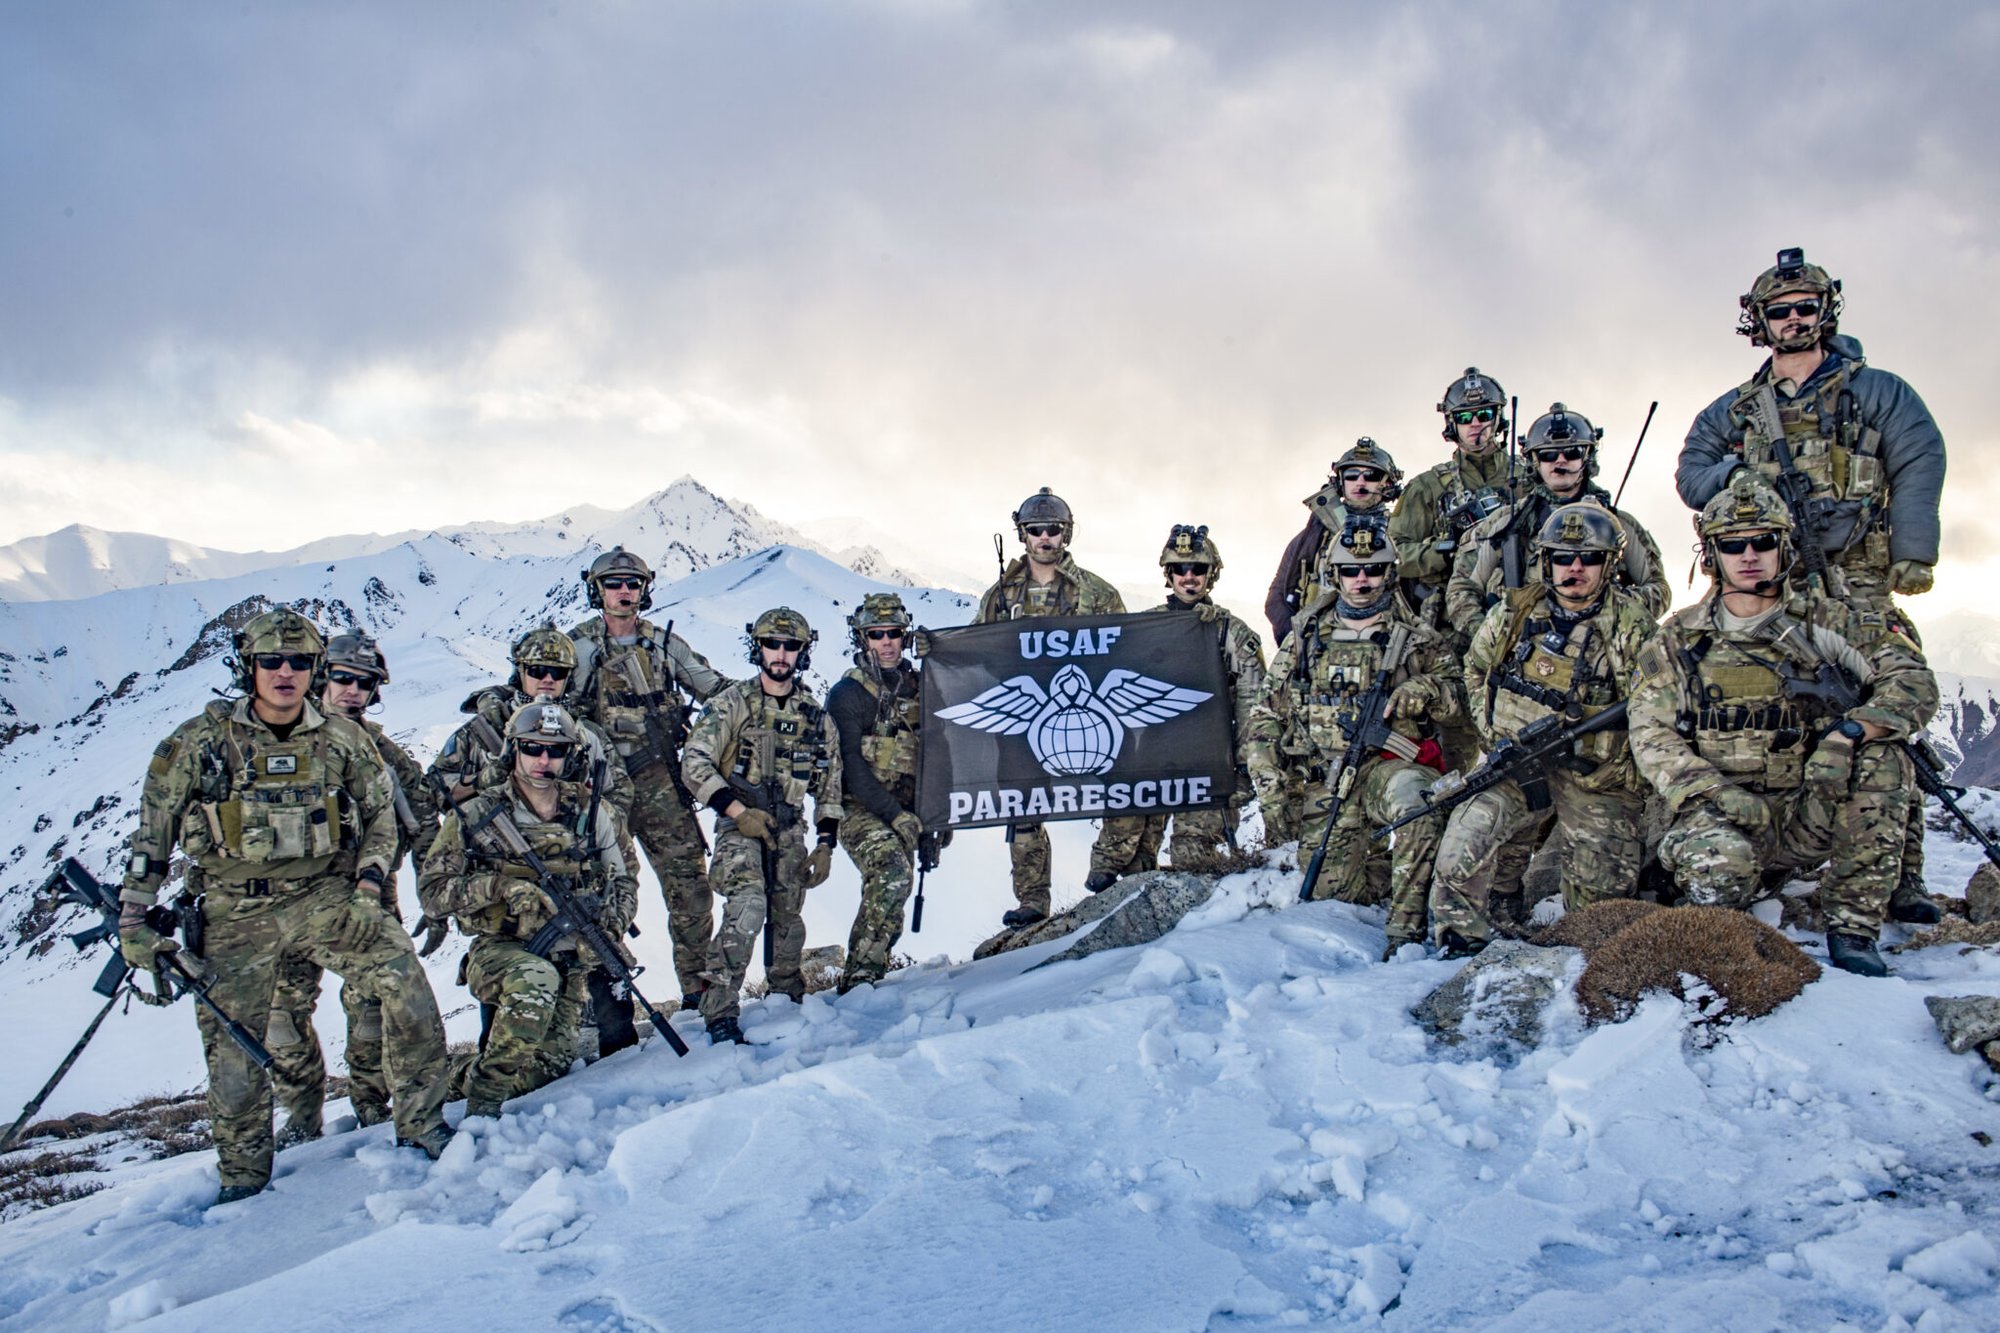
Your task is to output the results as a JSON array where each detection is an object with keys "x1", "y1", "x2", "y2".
[
  {"x1": 1427, "y1": 506, "x2": 1659, "y2": 956},
  {"x1": 267, "y1": 632, "x2": 440, "y2": 1139},
  {"x1": 827, "y1": 593, "x2": 938, "y2": 993},
  {"x1": 1266, "y1": 439, "x2": 1404, "y2": 647},
  {"x1": 418, "y1": 704, "x2": 635, "y2": 1117},
  {"x1": 1677, "y1": 247, "x2": 1947, "y2": 926},
  {"x1": 1244, "y1": 521, "x2": 1460, "y2": 957},
  {"x1": 1390, "y1": 367, "x2": 1516, "y2": 638},
  {"x1": 974, "y1": 488, "x2": 1137, "y2": 927},
  {"x1": 681, "y1": 608, "x2": 842, "y2": 1045},
  {"x1": 568, "y1": 546, "x2": 730, "y2": 1005},
  {"x1": 116, "y1": 610, "x2": 450, "y2": 1204},
  {"x1": 1629, "y1": 475, "x2": 1937, "y2": 976},
  {"x1": 1127, "y1": 525, "x2": 1269, "y2": 866},
  {"x1": 1447, "y1": 403, "x2": 1671, "y2": 640}
]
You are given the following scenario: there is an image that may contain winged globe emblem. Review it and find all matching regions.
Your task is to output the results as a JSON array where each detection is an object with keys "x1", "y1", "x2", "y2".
[{"x1": 937, "y1": 663, "x2": 1213, "y2": 777}]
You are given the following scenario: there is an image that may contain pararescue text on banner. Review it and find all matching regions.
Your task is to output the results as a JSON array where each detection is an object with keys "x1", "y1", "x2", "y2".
[{"x1": 917, "y1": 612, "x2": 1234, "y2": 831}]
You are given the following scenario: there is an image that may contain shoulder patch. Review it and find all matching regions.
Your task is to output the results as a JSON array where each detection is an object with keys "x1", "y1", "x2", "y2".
[
  {"x1": 1633, "y1": 641, "x2": 1670, "y2": 683},
  {"x1": 148, "y1": 737, "x2": 181, "y2": 779}
]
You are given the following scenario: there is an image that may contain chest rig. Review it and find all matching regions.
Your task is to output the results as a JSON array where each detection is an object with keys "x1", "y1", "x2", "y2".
[
  {"x1": 844, "y1": 665, "x2": 922, "y2": 796},
  {"x1": 1731, "y1": 361, "x2": 1886, "y2": 536},
  {"x1": 185, "y1": 703, "x2": 358, "y2": 888},
  {"x1": 1671, "y1": 614, "x2": 1824, "y2": 790},
  {"x1": 1284, "y1": 621, "x2": 1398, "y2": 767},
  {"x1": 455, "y1": 784, "x2": 593, "y2": 938},
  {"x1": 729, "y1": 691, "x2": 832, "y2": 814},
  {"x1": 584, "y1": 620, "x2": 691, "y2": 775},
  {"x1": 1434, "y1": 455, "x2": 1508, "y2": 543},
  {"x1": 1486, "y1": 597, "x2": 1631, "y2": 774}
]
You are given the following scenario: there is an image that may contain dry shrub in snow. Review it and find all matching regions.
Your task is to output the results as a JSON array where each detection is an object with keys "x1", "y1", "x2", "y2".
[{"x1": 1576, "y1": 906, "x2": 1819, "y2": 1025}]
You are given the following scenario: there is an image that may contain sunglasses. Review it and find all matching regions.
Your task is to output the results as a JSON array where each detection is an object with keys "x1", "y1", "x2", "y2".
[
  {"x1": 1452, "y1": 408, "x2": 1498, "y2": 425},
  {"x1": 253, "y1": 653, "x2": 317, "y2": 673},
  {"x1": 865, "y1": 627, "x2": 905, "y2": 641},
  {"x1": 1533, "y1": 446, "x2": 1589, "y2": 463},
  {"x1": 1165, "y1": 562, "x2": 1212, "y2": 577},
  {"x1": 520, "y1": 664, "x2": 570, "y2": 681},
  {"x1": 758, "y1": 637, "x2": 805, "y2": 652},
  {"x1": 1334, "y1": 564, "x2": 1381, "y2": 579},
  {"x1": 516, "y1": 741, "x2": 572, "y2": 759},
  {"x1": 597, "y1": 576, "x2": 646, "y2": 591},
  {"x1": 1763, "y1": 299, "x2": 1822, "y2": 321},
  {"x1": 1022, "y1": 523, "x2": 1066, "y2": 538},
  {"x1": 1714, "y1": 533, "x2": 1783, "y2": 555},
  {"x1": 1340, "y1": 468, "x2": 1387, "y2": 484},
  {"x1": 326, "y1": 669, "x2": 378, "y2": 688},
  {"x1": 1548, "y1": 550, "x2": 1610, "y2": 567}
]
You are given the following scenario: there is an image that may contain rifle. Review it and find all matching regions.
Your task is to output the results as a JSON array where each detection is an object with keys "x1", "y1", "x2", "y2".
[
  {"x1": 1373, "y1": 703, "x2": 1631, "y2": 841},
  {"x1": 912, "y1": 830, "x2": 941, "y2": 933},
  {"x1": 1611, "y1": 401, "x2": 1660, "y2": 511},
  {"x1": 1300, "y1": 623, "x2": 1413, "y2": 902},
  {"x1": 445, "y1": 770, "x2": 690, "y2": 1057},
  {"x1": 611, "y1": 622, "x2": 706, "y2": 842},
  {"x1": 1746, "y1": 384, "x2": 1833, "y2": 591},
  {"x1": 1781, "y1": 662, "x2": 2000, "y2": 871},
  {"x1": 728, "y1": 770, "x2": 792, "y2": 971}
]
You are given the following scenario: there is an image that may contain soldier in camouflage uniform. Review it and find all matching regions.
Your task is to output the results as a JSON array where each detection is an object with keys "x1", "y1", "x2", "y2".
[
  {"x1": 1447, "y1": 403, "x2": 1671, "y2": 640},
  {"x1": 1390, "y1": 368, "x2": 1517, "y2": 641},
  {"x1": 267, "y1": 632, "x2": 441, "y2": 1139},
  {"x1": 568, "y1": 546, "x2": 729, "y2": 1006},
  {"x1": 1115, "y1": 526, "x2": 1269, "y2": 867},
  {"x1": 1629, "y1": 474, "x2": 1938, "y2": 976},
  {"x1": 1428, "y1": 506, "x2": 1660, "y2": 956},
  {"x1": 681, "y1": 608, "x2": 842, "y2": 1044},
  {"x1": 116, "y1": 610, "x2": 451, "y2": 1204},
  {"x1": 1266, "y1": 440, "x2": 1403, "y2": 647},
  {"x1": 1677, "y1": 247, "x2": 1948, "y2": 926},
  {"x1": 418, "y1": 703, "x2": 635, "y2": 1117},
  {"x1": 827, "y1": 593, "x2": 940, "y2": 993},
  {"x1": 973, "y1": 488, "x2": 1137, "y2": 927},
  {"x1": 1244, "y1": 521, "x2": 1460, "y2": 956}
]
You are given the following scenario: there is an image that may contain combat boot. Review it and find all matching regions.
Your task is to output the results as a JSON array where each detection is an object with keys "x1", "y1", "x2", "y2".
[
  {"x1": 1084, "y1": 870, "x2": 1119, "y2": 893},
  {"x1": 706, "y1": 1016, "x2": 748, "y2": 1046},
  {"x1": 1000, "y1": 905, "x2": 1048, "y2": 929},
  {"x1": 397, "y1": 1123, "x2": 456, "y2": 1160},
  {"x1": 213, "y1": 1184, "x2": 263, "y2": 1207},
  {"x1": 1826, "y1": 932, "x2": 1889, "y2": 978},
  {"x1": 274, "y1": 1118, "x2": 322, "y2": 1151},
  {"x1": 1888, "y1": 877, "x2": 1941, "y2": 925},
  {"x1": 1438, "y1": 930, "x2": 1487, "y2": 961},
  {"x1": 1381, "y1": 933, "x2": 1422, "y2": 962}
]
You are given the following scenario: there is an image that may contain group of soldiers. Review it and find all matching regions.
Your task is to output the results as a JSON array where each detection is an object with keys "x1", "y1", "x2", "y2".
[{"x1": 108, "y1": 246, "x2": 1947, "y2": 1207}]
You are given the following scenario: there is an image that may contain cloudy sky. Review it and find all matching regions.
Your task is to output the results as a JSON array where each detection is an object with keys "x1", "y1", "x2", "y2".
[{"x1": 3, "y1": 1, "x2": 1996, "y2": 617}]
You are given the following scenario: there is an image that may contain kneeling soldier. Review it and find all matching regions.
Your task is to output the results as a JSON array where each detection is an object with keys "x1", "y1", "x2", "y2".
[
  {"x1": 1629, "y1": 474, "x2": 1937, "y2": 976},
  {"x1": 419, "y1": 703, "x2": 635, "y2": 1117}
]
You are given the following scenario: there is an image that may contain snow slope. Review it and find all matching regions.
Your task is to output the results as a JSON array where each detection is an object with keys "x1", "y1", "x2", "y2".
[{"x1": 1, "y1": 867, "x2": 1997, "y2": 1330}]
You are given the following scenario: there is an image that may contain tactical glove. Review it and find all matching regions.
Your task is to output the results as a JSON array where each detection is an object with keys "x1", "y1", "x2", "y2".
[
  {"x1": 1260, "y1": 797, "x2": 1299, "y2": 846},
  {"x1": 335, "y1": 886, "x2": 387, "y2": 953},
  {"x1": 117, "y1": 901, "x2": 176, "y2": 971},
  {"x1": 891, "y1": 812, "x2": 923, "y2": 853},
  {"x1": 1890, "y1": 560, "x2": 1935, "y2": 596},
  {"x1": 412, "y1": 914, "x2": 451, "y2": 958},
  {"x1": 1707, "y1": 784, "x2": 1770, "y2": 833},
  {"x1": 909, "y1": 628, "x2": 935, "y2": 659},
  {"x1": 502, "y1": 879, "x2": 553, "y2": 925},
  {"x1": 1195, "y1": 601, "x2": 1221, "y2": 623},
  {"x1": 1387, "y1": 679, "x2": 1439, "y2": 721},
  {"x1": 1805, "y1": 730, "x2": 1857, "y2": 794},
  {"x1": 804, "y1": 841, "x2": 834, "y2": 889},
  {"x1": 733, "y1": 806, "x2": 777, "y2": 845}
]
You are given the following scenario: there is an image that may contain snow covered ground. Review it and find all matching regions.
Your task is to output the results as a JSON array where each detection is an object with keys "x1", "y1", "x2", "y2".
[{"x1": 3, "y1": 845, "x2": 1998, "y2": 1330}]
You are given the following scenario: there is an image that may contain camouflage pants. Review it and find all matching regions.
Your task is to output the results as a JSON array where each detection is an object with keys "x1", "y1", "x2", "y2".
[
  {"x1": 1136, "y1": 772, "x2": 1250, "y2": 871},
  {"x1": 196, "y1": 877, "x2": 448, "y2": 1190},
  {"x1": 1430, "y1": 772, "x2": 1645, "y2": 945},
  {"x1": 1657, "y1": 743, "x2": 1912, "y2": 938},
  {"x1": 626, "y1": 763, "x2": 715, "y2": 997},
  {"x1": 462, "y1": 937, "x2": 587, "y2": 1114},
  {"x1": 266, "y1": 954, "x2": 391, "y2": 1131},
  {"x1": 1007, "y1": 822, "x2": 1051, "y2": 916},
  {"x1": 699, "y1": 824, "x2": 808, "y2": 1023},
  {"x1": 1300, "y1": 757, "x2": 1443, "y2": 942},
  {"x1": 1849, "y1": 584, "x2": 1928, "y2": 897},
  {"x1": 1087, "y1": 815, "x2": 1163, "y2": 879},
  {"x1": 838, "y1": 808, "x2": 913, "y2": 987}
]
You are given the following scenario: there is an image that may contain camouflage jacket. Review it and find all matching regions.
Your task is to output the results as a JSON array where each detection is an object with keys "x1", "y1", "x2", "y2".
[
  {"x1": 120, "y1": 698, "x2": 395, "y2": 906},
  {"x1": 1264, "y1": 489, "x2": 1393, "y2": 645},
  {"x1": 682, "y1": 678, "x2": 843, "y2": 831},
  {"x1": 418, "y1": 777, "x2": 634, "y2": 946},
  {"x1": 1155, "y1": 596, "x2": 1267, "y2": 761},
  {"x1": 1389, "y1": 448, "x2": 1515, "y2": 590},
  {"x1": 1628, "y1": 582, "x2": 1938, "y2": 815},
  {"x1": 363, "y1": 719, "x2": 441, "y2": 872},
  {"x1": 975, "y1": 553, "x2": 1125, "y2": 622},
  {"x1": 1446, "y1": 486, "x2": 1670, "y2": 640},
  {"x1": 568, "y1": 615, "x2": 728, "y2": 777},
  {"x1": 1244, "y1": 590, "x2": 1460, "y2": 782},
  {"x1": 1678, "y1": 334, "x2": 1944, "y2": 572},
  {"x1": 1464, "y1": 585, "x2": 1658, "y2": 794},
  {"x1": 427, "y1": 685, "x2": 635, "y2": 821}
]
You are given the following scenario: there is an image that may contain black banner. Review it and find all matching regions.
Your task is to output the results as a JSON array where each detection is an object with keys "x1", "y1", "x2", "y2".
[{"x1": 918, "y1": 612, "x2": 1233, "y2": 830}]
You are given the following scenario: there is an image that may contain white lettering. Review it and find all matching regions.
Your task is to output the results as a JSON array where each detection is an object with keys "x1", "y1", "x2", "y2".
[
  {"x1": 1134, "y1": 780, "x2": 1158, "y2": 807},
  {"x1": 1081, "y1": 784, "x2": 1104, "y2": 812},
  {"x1": 1107, "y1": 782, "x2": 1131, "y2": 810},
  {"x1": 1160, "y1": 778, "x2": 1185, "y2": 805},
  {"x1": 1187, "y1": 777, "x2": 1211, "y2": 805},
  {"x1": 1072, "y1": 628, "x2": 1097, "y2": 656},
  {"x1": 1046, "y1": 629, "x2": 1071, "y2": 657},
  {"x1": 1097, "y1": 626, "x2": 1122, "y2": 653},
  {"x1": 950, "y1": 792, "x2": 973, "y2": 824},
  {"x1": 1019, "y1": 631, "x2": 1044, "y2": 660},
  {"x1": 1052, "y1": 785, "x2": 1078, "y2": 814},
  {"x1": 1024, "y1": 787, "x2": 1052, "y2": 817},
  {"x1": 973, "y1": 790, "x2": 998, "y2": 822},
  {"x1": 998, "y1": 789, "x2": 1025, "y2": 820}
]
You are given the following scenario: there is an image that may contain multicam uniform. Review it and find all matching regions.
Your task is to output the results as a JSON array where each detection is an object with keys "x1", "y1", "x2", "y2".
[
  {"x1": 418, "y1": 779, "x2": 633, "y2": 1115},
  {"x1": 827, "y1": 658, "x2": 924, "y2": 987},
  {"x1": 429, "y1": 685, "x2": 636, "y2": 860},
  {"x1": 121, "y1": 697, "x2": 450, "y2": 1191},
  {"x1": 1445, "y1": 488, "x2": 1670, "y2": 641},
  {"x1": 1244, "y1": 590, "x2": 1460, "y2": 944},
  {"x1": 569, "y1": 615, "x2": 727, "y2": 997},
  {"x1": 974, "y1": 552, "x2": 1128, "y2": 915},
  {"x1": 682, "y1": 678, "x2": 843, "y2": 1024}
]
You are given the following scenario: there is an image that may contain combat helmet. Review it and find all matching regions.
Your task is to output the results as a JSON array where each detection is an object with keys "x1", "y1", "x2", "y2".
[
  {"x1": 503, "y1": 701, "x2": 581, "y2": 758},
  {"x1": 848, "y1": 592, "x2": 913, "y2": 655},
  {"x1": 1437, "y1": 367, "x2": 1508, "y2": 442},
  {"x1": 582, "y1": 545, "x2": 655, "y2": 611},
  {"x1": 1524, "y1": 403, "x2": 1605, "y2": 479},
  {"x1": 511, "y1": 622, "x2": 577, "y2": 693},
  {"x1": 231, "y1": 608, "x2": 325, "y2": 692},
  {"x1": 1331, "y1": 438, "x2": 1403, "y2": 501},
  {"x1": 322, "y1": 631, "x2": 390, "y2": 705},
  {"x1": 1159, "y1": 523, "x2": 1223, "y2": 585},
  {"x1": 1012, "y1": 487, "x2": 1074, "y2": 541},
  {"x1": 747, "y1": 606, "x2": 817, "y2": 671},
  {"x1": 1334, "y1": 512, "x2": 1398, "y2": 568},
  {"x1": 1696, "y1": 472, "x2": 1796, "y2": 579},
  {"x1": 1737, "y1": 246, "x2": 1843, "y2": 350},
  {"x1": 1537, "y1": 502, "x2": 1625, "y2": 589}
]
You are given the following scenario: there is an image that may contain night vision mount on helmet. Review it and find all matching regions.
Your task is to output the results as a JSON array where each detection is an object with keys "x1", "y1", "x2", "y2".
[
  {"x1": 1332, "y1": 438, "x2": 1403, "y2": 500},
  {"x1": 1012, "y1": 487, "x2": 1074, "y2": 540},
  {"x1": 1737, "y1": 246, "x2": 1843, "y2": 350},
  {"x1": 1438, "y1": 367, "x2": 1508, "y2": 441},
  {"x1": 1159, "y1": 524, "x2": 1223, "y2": 583}
]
